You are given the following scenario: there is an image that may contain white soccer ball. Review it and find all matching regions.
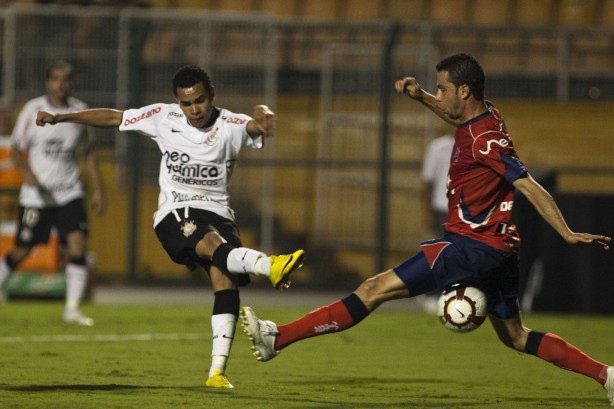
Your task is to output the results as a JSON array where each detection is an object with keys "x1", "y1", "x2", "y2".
[{"x1": 437, "y1": 286, "x2": 488, "y2": 333}]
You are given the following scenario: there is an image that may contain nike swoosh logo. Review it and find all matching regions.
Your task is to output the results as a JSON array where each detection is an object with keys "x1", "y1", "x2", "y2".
[
  {"x1": 212, "y1": 334, "x2": 234, "y2": 340},
  {"x1": 171, "y1": 129, "x2": 181, "y2": 133},
  {"x1": 456, "y1": 308, "x2": 466, "y2": 318},
  {"x1": 283, "y1": 252, "x2": 305, "y2": 272}
]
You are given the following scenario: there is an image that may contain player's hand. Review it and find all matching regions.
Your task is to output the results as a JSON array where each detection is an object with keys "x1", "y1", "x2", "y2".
[
  {"x1": 36, "y1": 111, "x2": 57, "y2": 126},
  {"x1": 504, "y1": 224, "x2": 521, "y2": 249},
  {"x1": 565, "y1": 232, "x2": 611, "y2": 250},
  {"x1": 90, "y1": 189, "x2": 106, "y2": 216},
  {"x1": 21, "y1": 168, "x2": 39, "y2": 187},
  {"x1": 395, "y1": 77, "x2": 423, "y2": 100},
  {"x1": 252, "y1": 105, "x2": 276, "y2": 137}
]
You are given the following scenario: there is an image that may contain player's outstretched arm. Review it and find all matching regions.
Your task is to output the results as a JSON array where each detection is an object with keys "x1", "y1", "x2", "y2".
[
  {"x1": 247, "y1": 105, "x2": 276, "y2": 138},
  {"x1": 36, "y1": 108, "x2": 123, "y2": 128},
  {"x1": 513, "y1": 174, "x2": 611, "y2": 250},
  {"x1": 85, "y1": 148, "x2": 106, "y2": 216},
  {"x1": 394, "y1": 76, "x2": 459, "y2": 126}
]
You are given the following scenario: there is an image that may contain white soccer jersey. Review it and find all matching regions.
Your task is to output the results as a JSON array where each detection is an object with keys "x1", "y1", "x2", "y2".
[
  {"x1": 119, "y1": 103, "x2": 263, "y2": 227},
  {"x1": 11, "y1": 95, "x2": 93, "y2": 208},
  {"x1": 421, "y1": 134, "x2": 454, "y2": 213}
]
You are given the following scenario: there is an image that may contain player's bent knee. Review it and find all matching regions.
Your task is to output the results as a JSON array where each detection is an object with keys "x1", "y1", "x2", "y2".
[
  {"x1": 65, "y1": 231, "x2": 86, "y2": 257},
  {"x1": 196, "y1": 231, "x2": 225, "y2": 258},
  {"x1": 355, "y1": 274, "x2": 389, "y2": 304}
]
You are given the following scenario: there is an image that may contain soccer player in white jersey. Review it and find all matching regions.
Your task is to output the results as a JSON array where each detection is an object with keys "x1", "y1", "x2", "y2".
[
  {"x1": 0, "y1": 60, "x2": 105, "y2": 327},
  {"x1": 35, "y1": 65, "x2": 305, "y2": 389}
]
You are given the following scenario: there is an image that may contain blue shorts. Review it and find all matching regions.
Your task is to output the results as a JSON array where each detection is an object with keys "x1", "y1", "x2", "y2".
[{"x1": 393, "y1": 232, "x2": 520, "y2": 319}]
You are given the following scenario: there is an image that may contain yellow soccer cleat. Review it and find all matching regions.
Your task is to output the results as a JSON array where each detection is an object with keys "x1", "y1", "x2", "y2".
[
  {"x1": 269, "y1": 249, "x2": 305, "y2": 289},
  {"x1": 205, "y1": 369, "x2": 234, "y2": 389}
]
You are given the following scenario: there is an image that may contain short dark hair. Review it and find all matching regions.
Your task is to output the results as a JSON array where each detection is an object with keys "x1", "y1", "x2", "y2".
[
  {"x1": 46, "y1": 60, "x2": 73, "y2": 80},
  {"x1": 436, "y1": 53, "x2": 485, "y2": 101},
  {"x1": 172, "y1": 65, "x2": 213, "y2": 97}
]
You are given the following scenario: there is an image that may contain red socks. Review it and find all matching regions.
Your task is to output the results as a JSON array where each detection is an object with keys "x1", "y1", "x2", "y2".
[
  {"x1": 275, "y1": 294, "x2": 369, "y2": 350},
  {"x1": 528, "y1": 331, "x2": 608, "y2": 385},
  {"x1": 273, "y1": 302, "x2": 609, "y2": 387}
]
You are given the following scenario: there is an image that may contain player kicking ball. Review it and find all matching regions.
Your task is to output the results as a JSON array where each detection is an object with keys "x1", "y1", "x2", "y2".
[
  {"x1": 241, "y1": 53, "x2": 614, "y2": 405},
  {"x1": 36, "y1": 65, "x2": 305, "y2": 389}
]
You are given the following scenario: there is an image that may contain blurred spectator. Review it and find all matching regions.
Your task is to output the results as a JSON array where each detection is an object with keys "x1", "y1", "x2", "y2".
[{"x1": 421, "y1": 131, "x2": 453, "y2": 238}]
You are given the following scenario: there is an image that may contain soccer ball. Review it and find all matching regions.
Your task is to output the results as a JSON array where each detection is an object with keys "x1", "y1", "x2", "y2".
[{"x1": 437, "y1": 286, "x2": 488, "y2": 333}]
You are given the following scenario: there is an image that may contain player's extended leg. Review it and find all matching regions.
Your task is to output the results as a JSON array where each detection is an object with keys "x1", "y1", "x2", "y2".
[
  {"x1": 62, "y1": 230, "x2": 93, "y2": 326},
  {"x1": 0, "y1": 246, "x2": 32, "y2": 300},
  {"x1": 204, "y1": 265, "x2": 239, "y2": 389},
  {"x1": 197, "y1": 231, "x2": 304, "y2": 289},
  {"x1": 241, "y1": 268, "x2": 411, "y2": 361},
  {"x1": 490, "y1": 313, "x2": 614, "y2": 404},
  {"x1": 241, "y1": 250, "x2": 436, "y2": 361}
]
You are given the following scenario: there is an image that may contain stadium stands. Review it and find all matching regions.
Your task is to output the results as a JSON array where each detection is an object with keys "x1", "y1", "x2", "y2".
[
  {"x1": 600, "y1": 0, "x2": 614, "y2": 25},
  {"x1": 473, "y1": 0, "x2": 513, "y2": 25},
  {"x1": 130, "y1": 0, "x2": 612, "y2": 27}
]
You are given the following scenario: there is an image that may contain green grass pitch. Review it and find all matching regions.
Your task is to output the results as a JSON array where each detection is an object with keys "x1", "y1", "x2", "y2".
[{"x1": 0, "y1": 299, "x2": 611, "y2": 408}]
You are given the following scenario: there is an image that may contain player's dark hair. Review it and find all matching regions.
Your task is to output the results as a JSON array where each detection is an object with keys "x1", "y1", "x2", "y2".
[
  {"x1": 46, "y1": 60, "x2": 73, "y2": 80},
  {"x1": 436, "y1": 53, "x2": 485, "y2": 101},
  {"x1": 172, "y1": 65, "x2": 214, "y2": 97}
]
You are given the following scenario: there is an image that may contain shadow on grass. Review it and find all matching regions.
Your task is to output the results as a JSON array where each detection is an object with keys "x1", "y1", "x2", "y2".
[
  {"x1": 0, "y1": 384, "x2": 199, "y2": 392},
  {"x1": 280, "y1": 376, "x2": 444, "y2": 386},
  {"x1": 0, "y1": 383, "x2": 606, "y2": 408}
]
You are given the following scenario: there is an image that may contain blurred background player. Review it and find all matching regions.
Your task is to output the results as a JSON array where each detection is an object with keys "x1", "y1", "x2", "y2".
[
  {"x1": 241, "y1": 53, "x2": 614, "y2": 405},
  {"x1": 421, "y1": 131, "x2": 453, "y2": 238},
  {"x1": 0, "y1": 60, "x2": 105, "y2": 326},
  {"x1": 35, "y1": 65, "x2": 305, "y2": 389}
]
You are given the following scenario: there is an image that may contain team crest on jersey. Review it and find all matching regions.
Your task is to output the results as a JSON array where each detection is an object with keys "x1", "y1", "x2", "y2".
[
  {"x1": 452, "y1": 147, "x2": 461, "y2": 164},
  {"x1": 180, "y1": 220, "x2": 198, "y2": 237},
  {"x1": 19, "y1": 227, "x2": 33, "y2": 243},
  {"x1": 205, "y1": 127, "x2": 219, "y2": 146}
]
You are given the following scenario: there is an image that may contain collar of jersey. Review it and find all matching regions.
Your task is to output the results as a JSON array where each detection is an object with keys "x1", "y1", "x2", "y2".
[
  {"x1": 460, "y1": 109, "x2": 491, "y2": 127},
  {"x1": 199, "y1": 106, "x2": 220, "y2": 130}
]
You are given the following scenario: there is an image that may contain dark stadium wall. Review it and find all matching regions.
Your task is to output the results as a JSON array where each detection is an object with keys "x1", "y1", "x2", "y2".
[{"x1": 515, "y1": 192, "x2": 614, "y2": 314}]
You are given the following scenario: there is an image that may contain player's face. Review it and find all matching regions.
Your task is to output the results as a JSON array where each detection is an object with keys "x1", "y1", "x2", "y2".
[
  {"x1": 45, "y1": 67, "x2": 73, "y2": 105},
  {"x1": 176, "y1": 82, "x2": 215, "y2": 129},
  {"x1": 435, "y1": 70, "x2": 464, "y2": 121}
]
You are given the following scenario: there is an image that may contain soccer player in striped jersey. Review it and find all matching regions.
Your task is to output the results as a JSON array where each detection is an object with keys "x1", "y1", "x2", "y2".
[{"x1": 241, "y1": 53, "x2": 614, "y2": 405}]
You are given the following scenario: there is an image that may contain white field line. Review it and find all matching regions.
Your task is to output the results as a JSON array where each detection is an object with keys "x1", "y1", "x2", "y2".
[{"x1": 0, "y1": 333, "x2": 208, "y2": 343}]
